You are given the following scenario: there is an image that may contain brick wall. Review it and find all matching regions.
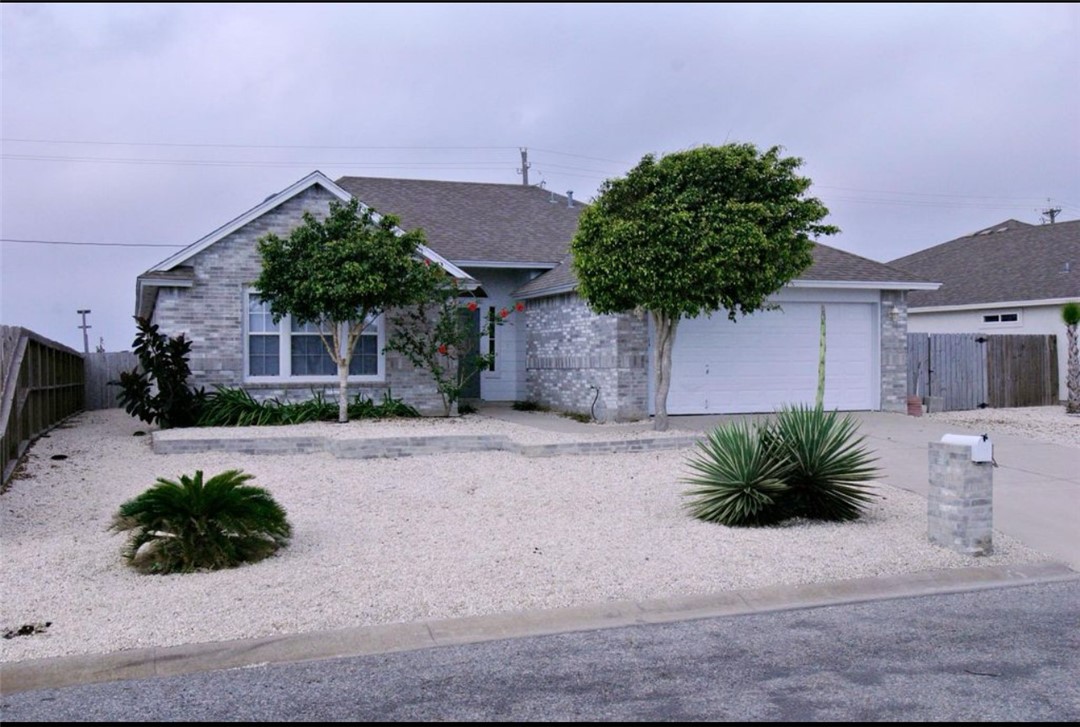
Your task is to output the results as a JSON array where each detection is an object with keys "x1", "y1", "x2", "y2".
[
  {"x1": 150, "y1": 185, "x2": 446, "y2": 415},
  {"x1": 524, "y1": 293, "x2": 649, "y2": 421}
]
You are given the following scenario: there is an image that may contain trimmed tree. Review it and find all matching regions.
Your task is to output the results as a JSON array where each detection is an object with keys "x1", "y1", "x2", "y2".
[
  {"x1": 571, "y1": 143, "x2": 838, "y2": 431},
  {"x1": 254, "y1": 198, "x2": 437, "y2": 423},
  {"x1": 1063, "y1": 301, "x2": 1080, "y2": 414}
]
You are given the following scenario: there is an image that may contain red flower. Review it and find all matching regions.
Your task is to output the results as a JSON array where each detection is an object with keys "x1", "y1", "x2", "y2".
[
  {"x1": 467, "y1": 301, "x2": 479, "y2": 312},
  {"x1": 499, "y1": 308, "x2": 510, "y2": 319},
  {"x1": 423, "y1": 259, "x2": 431, "y2": 267},
  {"x1": 514, "y1": 301, "x2": 525, "y2": 312},
  {"x1": 437, "y1": 344, "x2": 448, "y2": 355}
]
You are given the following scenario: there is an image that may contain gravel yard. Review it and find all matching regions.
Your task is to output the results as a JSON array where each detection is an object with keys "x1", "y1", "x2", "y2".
[
  {"x1": 0, "y1": 407, "x2": 1060, "y2": 664},
  {"x1": 926, "y1": 405, "x2": 1080, "y2": 449}
]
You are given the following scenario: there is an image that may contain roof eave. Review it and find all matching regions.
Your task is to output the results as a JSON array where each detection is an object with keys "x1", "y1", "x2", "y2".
[
  {"x1": 789, "y1": 279, "x2": 942, "y2": 291},
  {"x1": 515, "y1": 283, "x2": 577, "y2": 300},
  {"x1": 149, "y1": 171, "x2": 352, "y2": 273},
  {"x1": 909, "y1": 296, "x2": 1078, "y2": 313}
]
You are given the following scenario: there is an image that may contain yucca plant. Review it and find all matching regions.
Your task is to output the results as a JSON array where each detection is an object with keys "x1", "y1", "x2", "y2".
[
  {"x1": 767, "y1": 404, "x2": 879, "y2": 522},
  {"x1": 682, "y1": 419, "x2": 791, "y2": 527},
  {"x1": 110, "y1": 469, "x2": 292, "y2": 574}
]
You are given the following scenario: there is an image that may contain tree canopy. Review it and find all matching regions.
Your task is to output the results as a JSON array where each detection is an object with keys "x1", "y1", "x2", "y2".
[
  {"x1": 570, "y1": 143, "x2": 838, "y2": 430},
  {"x1": 254, "y1": 197, "x2": 439, "y2": 422}
]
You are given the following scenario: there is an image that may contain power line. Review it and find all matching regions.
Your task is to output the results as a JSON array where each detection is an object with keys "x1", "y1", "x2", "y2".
[
  {"x1": 2, "y1": 154, "x2": 516, "y2": 170},
  {"x1": 1, "y1": 137, "x2": 518, "y2": 152},
  {"x1": 0, "y1": 238, "x2": 183, "y2": 248}
]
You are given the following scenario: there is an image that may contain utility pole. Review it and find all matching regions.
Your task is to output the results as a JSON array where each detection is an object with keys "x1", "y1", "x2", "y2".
[
  {"x1": 517, "y1": 147, "x2": 530, "y2": 186},
  {"x1": 77, "y1": 309, "x2": 91, "y2": 354},
  {"x1": 1041, "y1": 199, "x2": 1062, "y2": 224}
]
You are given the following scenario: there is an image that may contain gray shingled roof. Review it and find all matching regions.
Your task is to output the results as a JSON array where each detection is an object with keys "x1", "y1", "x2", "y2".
[
  {"x1": 335, "y1": 176, "x2": 584, "y2": 265},
  {"x1": 515, "y1": 242, "x2": 931, "y2": 299},
  {"x1": 888, "y1": 219, "x2": 1080, "y2": 307}
]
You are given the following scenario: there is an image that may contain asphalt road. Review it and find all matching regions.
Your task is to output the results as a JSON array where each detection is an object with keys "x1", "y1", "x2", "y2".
[{"x1": 3, "y1": 578, "x2": 1078, "y2": 722}]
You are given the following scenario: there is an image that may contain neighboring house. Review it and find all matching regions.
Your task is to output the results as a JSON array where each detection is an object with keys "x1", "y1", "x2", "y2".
[
  {"x1": 889, "y1": 219, "x2": 1080, "y2": 403},
  {"x1": 137, "y1": 170, "x2": 936, "y2": 419}
]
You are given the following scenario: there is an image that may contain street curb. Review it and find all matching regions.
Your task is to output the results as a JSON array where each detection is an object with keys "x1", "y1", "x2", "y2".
[{"x1": 3, "y1": 560, "x2": 1075, "y2": 696}]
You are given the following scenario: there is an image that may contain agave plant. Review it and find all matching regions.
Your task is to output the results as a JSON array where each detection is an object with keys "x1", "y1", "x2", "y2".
[
  {"x1": 767, "y1": 404, "x2": 880, "y2": 522},
  {"x1": 682, "y1": 419, "x2": 790, "y2": 527},
  {"x1": 110, "y1": 469, "x2": 292, "y2": 574}
]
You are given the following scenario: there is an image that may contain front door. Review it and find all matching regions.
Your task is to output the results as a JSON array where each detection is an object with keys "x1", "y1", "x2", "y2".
[{"x1": 457, "y1": 307, "x2": 481, "y2": 400}]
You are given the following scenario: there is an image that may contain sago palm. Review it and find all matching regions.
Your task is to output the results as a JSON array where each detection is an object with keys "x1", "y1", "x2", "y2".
[{"x1": 111, "y1": 469, "x2": 292, "y2": 574}]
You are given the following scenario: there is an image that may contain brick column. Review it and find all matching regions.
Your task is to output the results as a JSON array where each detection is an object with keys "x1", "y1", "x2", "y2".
[{"x1": 927, "y1": 442, "x2": 994, "y2": 556}]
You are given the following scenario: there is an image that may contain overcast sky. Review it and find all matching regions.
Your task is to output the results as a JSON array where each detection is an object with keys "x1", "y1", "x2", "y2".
[{"x1": 2, "y1": 3, "x2": 1078, "y2": 353}]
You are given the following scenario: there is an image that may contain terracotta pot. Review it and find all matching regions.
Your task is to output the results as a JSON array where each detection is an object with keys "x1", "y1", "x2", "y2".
[{"x1": 907, "y1": 395, "x2": 924, "y2": 417}]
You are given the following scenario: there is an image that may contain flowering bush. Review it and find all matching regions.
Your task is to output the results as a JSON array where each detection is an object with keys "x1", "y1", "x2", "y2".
[{"x1": 385, "y1": 273, "x2": 522, "y2": 416}]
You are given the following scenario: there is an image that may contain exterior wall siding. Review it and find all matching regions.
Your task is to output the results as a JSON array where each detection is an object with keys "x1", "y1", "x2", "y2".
[
  {"x1": 525, "y1": 293, "x2": 649, "y2": 421},
  {"x1": 149, "y1": 185, "x2": 446, "y2": 415}
]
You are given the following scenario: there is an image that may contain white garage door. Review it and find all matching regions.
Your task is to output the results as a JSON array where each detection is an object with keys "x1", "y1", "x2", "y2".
[{"x1": 664, "y1": 303, "x2": 877, "y2": 414}]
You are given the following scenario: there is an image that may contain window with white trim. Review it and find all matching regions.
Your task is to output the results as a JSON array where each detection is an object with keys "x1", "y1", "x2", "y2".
[
  {"x1": 245, "y1": 294, "x2": 384, "y2": 381},
  {"x1": 981, "y1": 310, "x2": 1021, "y2": 326}
]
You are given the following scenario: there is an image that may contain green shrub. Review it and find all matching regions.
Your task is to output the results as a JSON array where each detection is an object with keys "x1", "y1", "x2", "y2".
[
  {"x1": 682, "y1": 420, "x2": 790, "y2": 527},
  {"x1": 768, "y1": 404, "x2": 879, "y2": 522},
  {"x1": 683, "y1": 405, "x2": 879, "y2": 526},
  {"x1": 561, "y1": 411, "x2": 593, "y2": 423},
  {"x1": 512, "y1": 400, "x2": 549, "y2": 412},
  {"x1": 197, "y1": 387, "x2": 418, "y2": 426},
  {"x1": 113, "y1": 316, "x2": 206, "y2": 429},
  {"x1": 110, "y1": 469, "x2": 291, "y2": 574}
]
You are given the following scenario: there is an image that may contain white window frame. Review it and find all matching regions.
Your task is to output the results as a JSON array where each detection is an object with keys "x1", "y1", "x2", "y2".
[
  {"x1": 243, "y1": 291, "x2": 386, "y2": 383},
  {"x1": 980, "y1": 309, "x2": 1022, "y2": 328}
]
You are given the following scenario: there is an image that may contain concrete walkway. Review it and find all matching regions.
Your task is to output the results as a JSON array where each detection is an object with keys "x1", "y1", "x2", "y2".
[{"x1": 2, "y1": 404, "x2": 1077, "y2": 696}]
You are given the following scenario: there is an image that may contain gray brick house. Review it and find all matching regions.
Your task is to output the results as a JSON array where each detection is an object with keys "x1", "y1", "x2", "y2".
[{"x1": 136, "y1": 170, "x2": 936, "y2": 420}]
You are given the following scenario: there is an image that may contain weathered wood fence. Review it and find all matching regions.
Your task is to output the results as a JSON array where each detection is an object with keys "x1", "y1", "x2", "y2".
[
  {"x1": 1, "y1": 326, "x2": 85, "y2": 487},
  {"x1": 908, "y1": 333, "x2": 1059, "y2": 411},
  {"x1": 85, "y1": 351, "x2": 138, "y2": 410}
]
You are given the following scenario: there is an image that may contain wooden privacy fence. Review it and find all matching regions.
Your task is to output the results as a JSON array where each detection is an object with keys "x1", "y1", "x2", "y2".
[
  {"x1": 907, "y1": 333, "x2": 1059, "y2": 411},
  {"x1": 85, "y1": 351, "x2": 138, "y2": 410},
  {"x1": 1, "y1": 326, "x2": 85, "y2": 487}
]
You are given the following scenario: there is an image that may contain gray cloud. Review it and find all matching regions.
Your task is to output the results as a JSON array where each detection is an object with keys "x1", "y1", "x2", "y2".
[{"x1": 3, "y1": 3, "x2": 1077, "y2": 352}]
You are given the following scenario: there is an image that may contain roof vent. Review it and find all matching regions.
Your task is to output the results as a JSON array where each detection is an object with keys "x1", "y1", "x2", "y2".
[
  {"x1": 1065, "y1": 261, "x2": 1073, "y2": 273},
  {"x1": 550, "y1": 190, "x2": 557, "y2": 203},
  {"x1": 567, "y1": 191, "x2": 574, "y2": 208}
]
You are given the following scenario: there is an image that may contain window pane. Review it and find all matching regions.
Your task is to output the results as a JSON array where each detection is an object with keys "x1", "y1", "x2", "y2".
[
  {"x1": 249, "y1": 335, "x2": 279, "y2": 376},
  {"x1": 348, "y1": 334, "x2": 378, "y2": 376},
  {"x1": 1000, "y1": 313, "x2": 1018, "y2": 322},
  {"x1": 248, "y1": 298, "x2": 277, "y2": 333},
  {"x1": 291, "y1": 335, "x2": 336, "y2": 376}
]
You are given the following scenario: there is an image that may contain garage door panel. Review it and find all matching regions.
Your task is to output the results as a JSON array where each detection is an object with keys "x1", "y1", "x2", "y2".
[{"x1": 665, "y1": 303, "x2": 875, "y2": 414}]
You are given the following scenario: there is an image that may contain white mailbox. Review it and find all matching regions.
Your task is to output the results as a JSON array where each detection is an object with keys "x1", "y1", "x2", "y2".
[{"x1": 940, "y1": 433, "x2": 993, "y2": 463}]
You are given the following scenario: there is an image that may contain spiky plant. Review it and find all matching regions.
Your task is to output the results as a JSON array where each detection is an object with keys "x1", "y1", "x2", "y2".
[
  {"x1": 1062, "y1": 301, "x2": 1079, "y2": 415},
  {"x1": 682, "y1": 420, "x2": 791, "y2": 527},
  {"x1": 110, "y1": 469, "x2": 292, "y2": 574},
  {"x1": 768, "y1": 404, "x2": 879, "y2": 522}
]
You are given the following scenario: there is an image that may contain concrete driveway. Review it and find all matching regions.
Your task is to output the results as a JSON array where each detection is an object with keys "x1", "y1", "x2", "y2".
[{"x1": 664, "y1": 410, "x2": 1080, "y2": 570}]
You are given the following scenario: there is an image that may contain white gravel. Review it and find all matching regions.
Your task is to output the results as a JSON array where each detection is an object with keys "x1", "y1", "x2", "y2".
[
  {"x1": 0, "y1": 408, "x2": 1055, "y2": 663},
  {"x1": 926, "y1": 405, "x2": 1080, "y2": 449}
]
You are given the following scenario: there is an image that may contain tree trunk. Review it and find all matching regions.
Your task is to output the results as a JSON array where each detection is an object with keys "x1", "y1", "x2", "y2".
[
  {"x1": 337, "y1": 361, "x2": 349, "y2": 423},
  {"x1": 1067, "y1": 324, "x2": 1079, "y2": 414},
  {"x1": 651, "y1": 311, "x2": 679, "y2": 432}
]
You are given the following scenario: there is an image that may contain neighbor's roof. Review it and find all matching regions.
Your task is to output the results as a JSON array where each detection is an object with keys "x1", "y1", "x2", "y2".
[
  {"x1": 888, "y1": 218, "x2": 1080, "y2": 308},
  {"x1": 335, "y1": 176, "x2": 584, "y2": 266},
  {"x1": 514, "y1": 242, "x2": 936, "y2": 299}
]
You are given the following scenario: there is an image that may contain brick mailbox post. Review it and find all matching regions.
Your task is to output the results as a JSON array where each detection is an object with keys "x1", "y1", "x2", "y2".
[{"x1": 927, "y1": 434, "x2": 994, "y2": 556}]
